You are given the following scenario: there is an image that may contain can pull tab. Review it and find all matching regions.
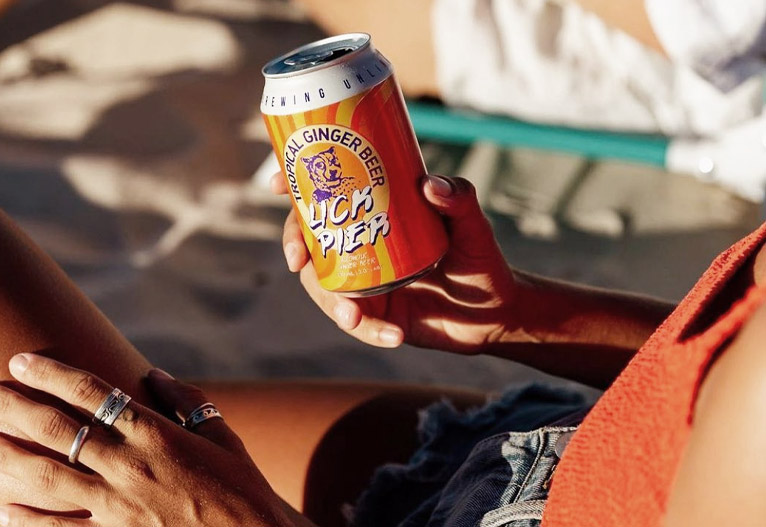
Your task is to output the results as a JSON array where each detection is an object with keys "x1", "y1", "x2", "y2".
[{"x1": 284, "y1": 47, "x2": 355, "y2": 67}]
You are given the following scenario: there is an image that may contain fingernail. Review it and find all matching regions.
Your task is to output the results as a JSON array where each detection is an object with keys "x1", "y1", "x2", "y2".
[
  {"x1": 0, "y1": 506, "x2": 10, "y2": 525},
  {"x1": 427, "y1": 175, "x2": 454, "y2": 197},
  {"x1": 333, "y1": 303, "x2": 355, "y2": 329},
  {"x1": 285, "y1": 243, "x2": 299, "y2": 272},
  {"x1": 380, "y1": 327, "x2": 403, "y2": 346},
  {"x1": 9, "y1": 353, "x2": 30, "y2": 376},
  {"x1": 150, "y1": 368, "x2": 175, "y2": 380}
]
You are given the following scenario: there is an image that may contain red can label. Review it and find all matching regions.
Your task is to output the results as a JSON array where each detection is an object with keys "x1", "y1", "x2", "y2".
[{"x1": 264, "y1": 77, "x2": 448, "y2": 294}]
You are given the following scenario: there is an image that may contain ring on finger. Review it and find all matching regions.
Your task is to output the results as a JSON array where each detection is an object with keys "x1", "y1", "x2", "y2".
[
  {"x1": 93, "y1": 388, "x2": 132, "y2": 429},
  {"x1": 68, "y1": 425, "x2": 90, "y2": 464},
  {"x1": 182, "y1": 403, "x2": 222, "y2": 429}
]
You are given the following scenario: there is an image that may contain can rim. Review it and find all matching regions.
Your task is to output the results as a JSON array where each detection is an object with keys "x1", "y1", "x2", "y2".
[{"x1": 262, "y1": 33, "x2": 372, "y2": 78}]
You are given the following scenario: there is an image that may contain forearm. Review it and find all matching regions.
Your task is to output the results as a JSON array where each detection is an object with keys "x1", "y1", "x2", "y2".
[{"x1": 488, "y1": 270, "x2": 675, "y2": 389}]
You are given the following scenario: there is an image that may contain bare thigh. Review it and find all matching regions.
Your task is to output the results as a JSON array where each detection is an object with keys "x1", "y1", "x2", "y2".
[{"x1": 199, "y1": 381, "x2": 488, "y2": 527}]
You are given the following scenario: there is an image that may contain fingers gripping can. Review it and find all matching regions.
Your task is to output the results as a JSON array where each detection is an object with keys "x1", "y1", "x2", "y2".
[{"x1": 261, "y1": 34, "x2": 448, "y2": 296}]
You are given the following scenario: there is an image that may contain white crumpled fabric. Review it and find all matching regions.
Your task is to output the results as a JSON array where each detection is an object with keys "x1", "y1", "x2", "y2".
[
  {"x1": 646, "y1": 0, "x2": 766, "y2": 92},
  {"x1": 431, "y1": 0, "x2": 765, "y2": 138}
]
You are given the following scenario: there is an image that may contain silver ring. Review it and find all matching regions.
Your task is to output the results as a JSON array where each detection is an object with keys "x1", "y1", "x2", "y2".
[
  {"x1": 93, "y1": 388, "x2": 132, "y2": 429},
  {"x1": 182, "y1": 403, "x2": 222, "y2": 429},
  {"x1": 68, "y1": 425, "x2": 90, "y2": 464}
]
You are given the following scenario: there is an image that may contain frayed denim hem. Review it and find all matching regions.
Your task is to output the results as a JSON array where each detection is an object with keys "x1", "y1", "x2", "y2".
[{"x1": 349, "y1": 383, "x2": 590, "y2": 527}]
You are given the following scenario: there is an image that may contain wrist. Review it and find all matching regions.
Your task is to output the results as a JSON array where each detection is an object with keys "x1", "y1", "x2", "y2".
[
  {"x1": 491, "y1": 269, "x2": 543, "y2": 347},
  {"x1": 493, "y1": 269, "x2": 673, "y2": 351}
]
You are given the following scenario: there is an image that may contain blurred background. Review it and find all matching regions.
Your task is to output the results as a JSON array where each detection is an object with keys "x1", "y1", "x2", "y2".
[{"x1": 0, "y1": 0, "x2": 762, "y2": 395}]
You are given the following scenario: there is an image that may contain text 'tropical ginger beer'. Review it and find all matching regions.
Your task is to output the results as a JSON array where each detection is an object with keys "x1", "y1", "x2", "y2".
[{"x1": 261, "y1": 33, "x2": 448, "y2": 296}]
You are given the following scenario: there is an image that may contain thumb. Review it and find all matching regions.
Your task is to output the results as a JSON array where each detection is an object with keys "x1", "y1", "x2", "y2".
[
  {"x1": 423, "y1": 175, "x2": 500, "y2": 259},
  {"x1": 145, "y1": 368, "x2": 244, "y2": 452}
]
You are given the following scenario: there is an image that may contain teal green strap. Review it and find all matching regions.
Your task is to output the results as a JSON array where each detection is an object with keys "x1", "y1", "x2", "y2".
[{"x1": 407, "y1": 101, "x2": 669, "y2": 167}]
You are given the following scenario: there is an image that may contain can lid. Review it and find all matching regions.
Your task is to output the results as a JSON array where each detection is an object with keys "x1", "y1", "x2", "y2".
[{"x1": 262, "y1": 33, "x2": 371, "y2": 77}]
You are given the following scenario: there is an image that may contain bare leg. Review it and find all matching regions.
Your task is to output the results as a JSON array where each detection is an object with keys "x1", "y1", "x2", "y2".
[
  {"x1": 199, "y1": 381, "x2": 487, "y2": 527},
  {"x1": 0, "y1": 210, "x2": 488, "y2": 522},
  {"x1": 295, "y1": 0, "x2": 440, "y2": 98}
]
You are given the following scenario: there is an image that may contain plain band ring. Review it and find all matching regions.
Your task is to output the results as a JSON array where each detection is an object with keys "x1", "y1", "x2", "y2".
[
  {"x1": 68, "y1": 425, "x2": 90, "y2": 464},
  {"x1": 93, "y1": 388, "x2": 132, "y2": 429},
  {"x1": 183, "y1": 403, "x2": 223, "y2": 429}
]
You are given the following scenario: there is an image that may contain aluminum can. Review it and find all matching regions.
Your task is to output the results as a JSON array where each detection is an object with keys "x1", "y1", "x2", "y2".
[{"x1": 261, "y1": 33, "x2": 448, "y2": 296}]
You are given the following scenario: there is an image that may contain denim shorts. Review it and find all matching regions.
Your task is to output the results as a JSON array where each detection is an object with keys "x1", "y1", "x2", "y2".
[{"x1": 350, "y1": 384, "x2": 591, "y2": 527}]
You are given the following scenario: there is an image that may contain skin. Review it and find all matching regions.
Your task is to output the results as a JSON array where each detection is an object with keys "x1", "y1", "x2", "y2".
[
  {"x1": 0, "y1": 363, "x2": 488, "y2": 527},
  {"x1": 663, "y1": 303, "x2": 766, "y2": 526},
  {"x1": 663, "y1": 249, "x2": 766, "y2": 526},
  {"x1": 277, "y1": 174, "x2": 674, "y2": 389},
  {"x1": 0, "y1": 357, "x2": 290, "y2": 526}
]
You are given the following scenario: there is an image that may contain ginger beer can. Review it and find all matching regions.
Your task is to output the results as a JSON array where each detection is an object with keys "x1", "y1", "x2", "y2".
[{"x1": 261, "y1": 33, "x2": 448, "y2": 296}]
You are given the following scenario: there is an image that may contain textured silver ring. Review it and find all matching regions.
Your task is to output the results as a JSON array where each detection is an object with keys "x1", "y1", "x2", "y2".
[
  {"x1": 68, "y1": 425, "x2": 90, "y2": 464},
  {"x1": 182, "y1": 403, "x2": 223, "y2": 429},
  {"x1": 93, "y1": 388, "x2": 132, "y2": 429}
]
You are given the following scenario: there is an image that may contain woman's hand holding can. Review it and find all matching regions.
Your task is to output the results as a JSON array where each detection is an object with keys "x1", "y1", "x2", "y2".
[{"x1": 272, "y1": 172, "x2": 523, "y2": 354}]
